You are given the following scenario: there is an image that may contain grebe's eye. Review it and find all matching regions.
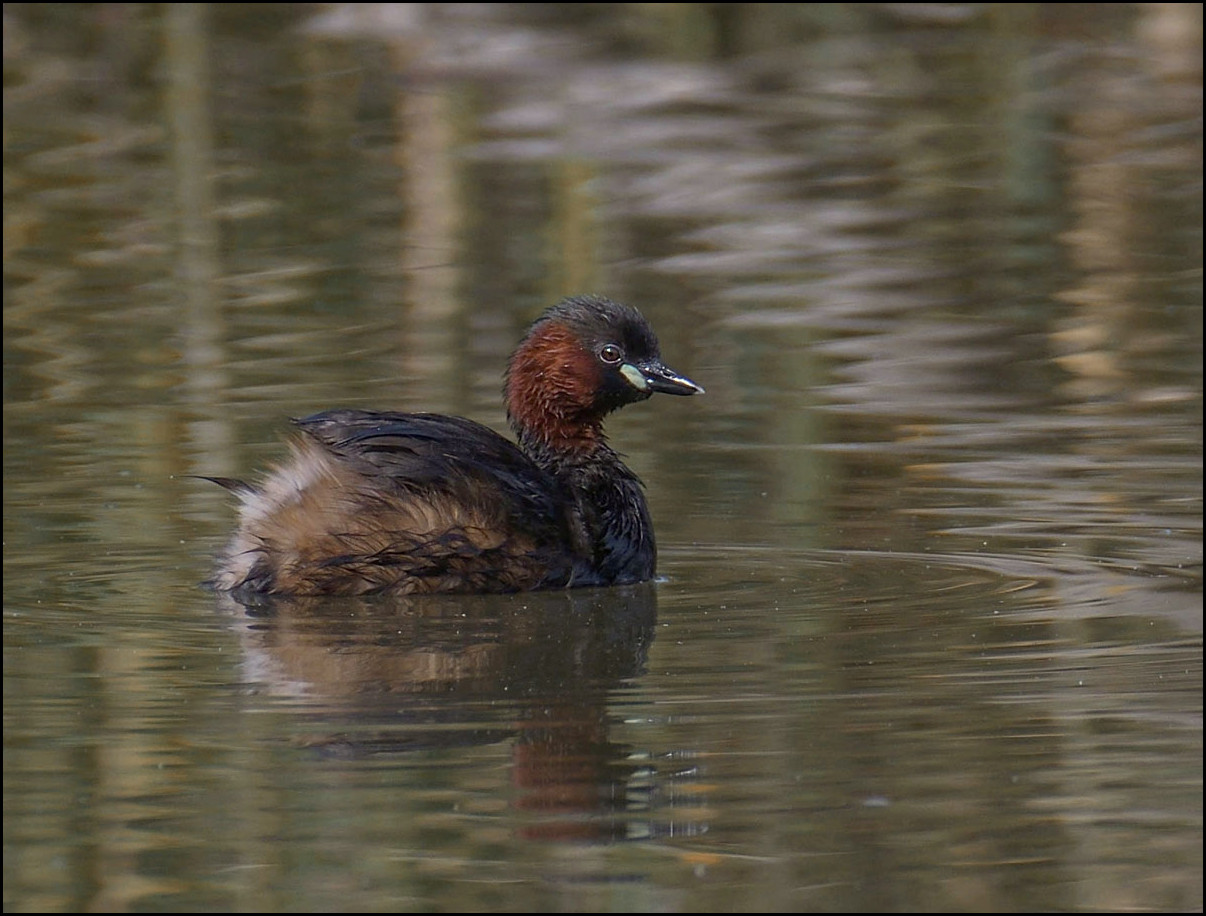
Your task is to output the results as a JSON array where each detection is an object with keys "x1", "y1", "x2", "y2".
[{"x1": 598, "y1": 344, "x2": 623, "y2": 365}]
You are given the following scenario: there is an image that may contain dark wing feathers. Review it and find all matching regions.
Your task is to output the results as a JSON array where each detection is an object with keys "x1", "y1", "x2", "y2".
[
  {"x1": 293, "y1": 409, "x2": 565, "y2": 525},
  {"x1": 187, "y1": 474, "x2": 258, "y2": 496}
]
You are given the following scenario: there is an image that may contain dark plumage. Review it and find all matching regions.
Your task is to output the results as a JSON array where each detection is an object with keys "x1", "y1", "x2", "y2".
[{"x1": 208, "y1": 295, "x2": 702, "y2": 596}]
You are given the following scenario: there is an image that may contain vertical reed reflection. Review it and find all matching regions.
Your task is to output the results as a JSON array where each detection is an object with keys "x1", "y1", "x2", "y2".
[
  {"x1": 392, "y1": 8, "x2": 463, "y2": 414},
  {"x1": 164, "y1": 3, "x2": 234, "y2": 475}
]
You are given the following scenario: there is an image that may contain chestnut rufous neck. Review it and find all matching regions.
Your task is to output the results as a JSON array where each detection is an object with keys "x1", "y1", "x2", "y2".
[{"x1": 505, "y1": 320, "x2": 607, "y2": 458}]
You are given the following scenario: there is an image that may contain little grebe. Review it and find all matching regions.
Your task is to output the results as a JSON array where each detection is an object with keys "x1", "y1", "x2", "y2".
[{"x1": 209, "y1": 295, "x2": 703, "y2": 596}]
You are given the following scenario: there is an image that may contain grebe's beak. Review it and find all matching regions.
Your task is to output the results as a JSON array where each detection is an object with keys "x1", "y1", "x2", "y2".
[{"x1": 625, "y1": 359, "x2": 705, "y2": 396}]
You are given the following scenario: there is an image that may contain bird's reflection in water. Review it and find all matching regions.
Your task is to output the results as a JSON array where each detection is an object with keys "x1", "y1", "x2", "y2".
[{"x1": 216, "y1": 583, "x2": 704, "y2": 843}]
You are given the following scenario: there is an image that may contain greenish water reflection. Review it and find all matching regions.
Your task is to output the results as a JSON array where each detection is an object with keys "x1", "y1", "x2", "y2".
[{"x1": 5, "y1": 3, "x2": 1200, "y2": 912}]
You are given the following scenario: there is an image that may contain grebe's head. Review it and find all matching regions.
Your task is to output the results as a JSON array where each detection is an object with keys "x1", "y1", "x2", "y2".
[{"x1": 505, "y1": 295, "x2": 702, "y2": 451}]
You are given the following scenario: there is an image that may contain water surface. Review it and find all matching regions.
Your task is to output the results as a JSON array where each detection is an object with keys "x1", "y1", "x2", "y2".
[{"x1": 4, "y1": 4, "x2": 1201, "y2": 912}]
